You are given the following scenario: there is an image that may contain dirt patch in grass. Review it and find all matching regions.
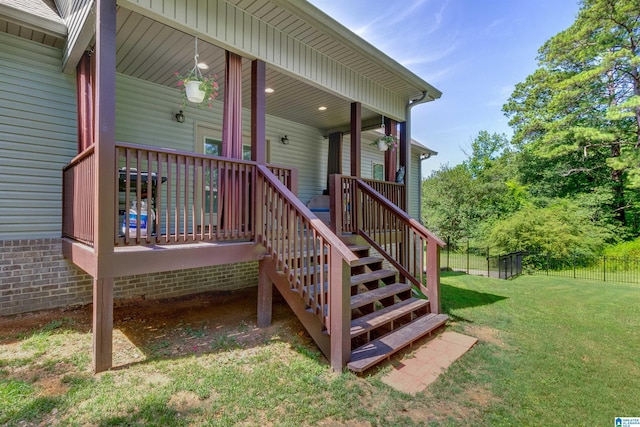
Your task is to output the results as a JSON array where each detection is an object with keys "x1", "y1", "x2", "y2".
[
  {"x1": 0, "y1": 287, "x2": 311, "y2": 375},
  {"x1": 466, "y1": 324, "x2": 506, "y2": 348}
]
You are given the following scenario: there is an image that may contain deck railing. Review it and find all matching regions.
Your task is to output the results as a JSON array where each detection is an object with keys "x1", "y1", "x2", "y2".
[
  {"x1": 114, "y1": 142, "x2": 295, "y2": 246},
  {"x1": 62, "y1": 146, "x2": 95, "y2": 246},
  {"x1": 335, "y1": 176, "x2": 405, "y2": 233},
  {"x1": 331, "y1": 175, "x2": 445, "y2": 313},
  {"x1": 255, "y1": 165, "x2": 357, "y2": 369},
  {"x1": 115, "y1": 142, "x2": 257, "y2": 245}
]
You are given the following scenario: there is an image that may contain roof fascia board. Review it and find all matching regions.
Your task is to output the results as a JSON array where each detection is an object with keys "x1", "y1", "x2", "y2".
[
  {"x1": 271, "y1": 0, "x2": 442, "y2": 101},
  {"x1": 0, "y1": 2, "x2": 67, "y2": 37}
]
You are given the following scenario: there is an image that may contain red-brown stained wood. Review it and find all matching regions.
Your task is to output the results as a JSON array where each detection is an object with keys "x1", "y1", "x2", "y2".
[
  {"x1": 350, "y1": 102, "x2": 361, "y2": 177},
  {"x1": 92, "y1": 277, "x2": 113, "y2": 373},
  {"x1": 257, "y1": 258, "x2": 273, "y2": 328}
]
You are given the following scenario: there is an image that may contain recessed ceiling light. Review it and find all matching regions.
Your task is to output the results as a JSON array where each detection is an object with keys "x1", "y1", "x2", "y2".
[
  {"x1": 197, "y1": 62, "x2": 209, "y2": 70},
  {"x1": 318, "y1": 106, "x2": 327, "y2": 111},
  {"x1": 265, "y1": 87, "x2": 274, "y2": 93}
]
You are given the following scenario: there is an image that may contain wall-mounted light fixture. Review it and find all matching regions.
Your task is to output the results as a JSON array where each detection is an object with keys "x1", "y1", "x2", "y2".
[
  {"x1": 281, "y1": 135, "x2": 289, "y2": 145},
  {"x1": 175, "y1": 110, "x2": 185, "y2": 123}
]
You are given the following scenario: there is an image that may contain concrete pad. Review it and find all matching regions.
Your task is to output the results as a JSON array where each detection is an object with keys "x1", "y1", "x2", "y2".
[{"x1": 381, "y1": 331, "x2": 478, "y2": 395}]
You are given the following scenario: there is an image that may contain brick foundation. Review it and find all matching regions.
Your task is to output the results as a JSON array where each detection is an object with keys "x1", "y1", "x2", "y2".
[{"x1": 0, "y1": 238, "x2": 259, "y2": 316}]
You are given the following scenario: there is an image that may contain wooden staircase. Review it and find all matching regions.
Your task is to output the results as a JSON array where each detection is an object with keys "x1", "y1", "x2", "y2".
[
  {"x1": 344, "y1": 244, "x2": 448, "y2": 372},
  {"x1": 256, "y1": 168, "x2": 447, "y2": 373},
  {"x1": 265, "y1": 240, "x2": 447, "y2": 373}
]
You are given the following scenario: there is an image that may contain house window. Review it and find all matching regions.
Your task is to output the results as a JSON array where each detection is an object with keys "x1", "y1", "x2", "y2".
[
  {"x1": 372, "y1": 163, "x2": 384, "y2": 181},
  {"x1": 196, "y1": 125, "x2": 270, "y2": 215}
]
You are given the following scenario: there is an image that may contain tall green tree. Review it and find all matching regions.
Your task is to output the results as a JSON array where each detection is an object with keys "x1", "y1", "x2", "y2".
[
  {"x1": 504, "y1": 0, "x2": 640, "y2": 225},
  {"x1": 421, "y1": 164, "x2": 479, "y2": 242}
]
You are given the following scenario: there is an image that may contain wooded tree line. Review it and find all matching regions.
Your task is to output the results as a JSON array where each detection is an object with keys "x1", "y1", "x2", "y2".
[{"x1": 422, "y1": 0, "x2": 640, "y2": 257}]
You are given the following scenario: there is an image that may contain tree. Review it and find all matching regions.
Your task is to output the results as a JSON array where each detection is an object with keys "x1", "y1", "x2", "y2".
[
  {"x1": 421, "y1": 164, "x2": 479, "y2": 242},
  {"x1": 488, "y1": 198, "x2": 614, "y2": 257},
  {"x1": 504, "y1": 0, "x2": 640, "y2": 226}
]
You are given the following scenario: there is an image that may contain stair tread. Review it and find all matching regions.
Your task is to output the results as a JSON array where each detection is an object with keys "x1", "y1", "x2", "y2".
[
  {"x1": 348, "y1": 313, "x2": 449, "y2": 373},
  {"x1": 351, "y1": 256, "x2": 384, "y2": 267},
  {"x1": 350, "y1": 269, "x2": 397, "y2": 286},
  {"x1": 347, "y1": 244, "x2": 370, "y2": 252},
  {"x1": 350, "y1": 298, "x2": 430, "y2": 338},
  {"x1": 350, "y1": 283, "x2": 411, "y2": 310},
  {"x1": 295, "y1": 264, "x2": 328, "y2": 277}
]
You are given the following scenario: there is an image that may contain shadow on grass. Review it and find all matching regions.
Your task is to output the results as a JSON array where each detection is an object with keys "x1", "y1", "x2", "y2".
[{"x1": 441, "y1": 283, "x2": 508, "y2": 323}]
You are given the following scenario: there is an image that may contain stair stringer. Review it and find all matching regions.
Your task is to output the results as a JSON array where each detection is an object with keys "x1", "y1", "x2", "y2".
[{"x1": 260, "y1": 256, "x2": 330, "y2": 359}]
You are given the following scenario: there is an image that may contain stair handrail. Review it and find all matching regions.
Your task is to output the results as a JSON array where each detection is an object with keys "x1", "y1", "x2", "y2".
[
  {"x1": 354, "y1": 178, "x2": 445, "y2": 313},
  {"x1": 256, "y1": 165, "x2": 357, "y2": 370}
]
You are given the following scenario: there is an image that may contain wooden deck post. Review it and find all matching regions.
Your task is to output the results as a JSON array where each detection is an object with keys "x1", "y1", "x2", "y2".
[
  {"x1": 384, "y1": 117, "x2": 397, "y2": 182},
  {"x1": 257, "y1": 258, "x2": 273, "y2": 327},
  {"x1": 92, "y1": 277, "x2": 113, "y2": 372},
  {"x1": 350, "y1": 102, "x2": 361, "y2": 177},
  {"x1": 329, "y1": 249, "x2": 351, "y2": 372},
  {"x1": 92, "y1": 0, "x2": 117, "y2": 373},
  {"x1": 251, "y1": 59, "x2": 266, "y2": 164},
  {"x1": 426, "y1": 242, "x2": 441, "y2": 314}
]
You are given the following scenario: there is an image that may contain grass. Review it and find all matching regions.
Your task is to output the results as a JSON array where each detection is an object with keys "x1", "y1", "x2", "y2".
[{"x1": 1, "y1": 274, "x2": 639, "y2": 425}]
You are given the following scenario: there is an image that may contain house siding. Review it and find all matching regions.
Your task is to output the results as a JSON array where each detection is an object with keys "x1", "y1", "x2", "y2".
[
  {"x1": 409, "y1": 150, "x2": 421, "y2": 219},
  {"x1": 0, "y1": 32, "x2": 76, "y2": 240},
  {"x1": 115, "y1": 73, "x2": 328, "y2": 205}
]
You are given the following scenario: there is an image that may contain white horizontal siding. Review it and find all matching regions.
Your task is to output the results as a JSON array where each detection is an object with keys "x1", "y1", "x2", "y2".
[{"x1": 0, "y1": 32, "x2": 76, "y2": 240}]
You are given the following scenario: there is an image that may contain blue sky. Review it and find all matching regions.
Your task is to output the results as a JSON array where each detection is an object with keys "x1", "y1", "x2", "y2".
[{"x1": 307, "y1": 0, "x2": 581, "y2": 177}]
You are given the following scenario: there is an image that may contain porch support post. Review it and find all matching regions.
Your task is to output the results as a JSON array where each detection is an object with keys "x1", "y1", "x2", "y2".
[
  {"x1": 257, "y1": 258, "x2": 273, "y2": 327},
  {"x1": 329, "y1": 250, "x2": 351, "y2": 372},
  {"x1": 92, "y1": 277, "x2": 113, "y2": 372},
  {"x1": 327, "y1": 132, "x2": 342, "y2": 192},
  {"x1": 76, "y1": 51, "x2": 94, "y2": 153},
  {"x1": 399, "y1": 121, "x2": 409, "y2": 212},
  {"x1": 251, "y1": 59, "x2": 266, "y2": 164},
  {"x1": 350, "y1": 102, "x2": 361, "y2": 177},
  {"x1": 93, "y1": 0, "x2": 117, "y2": 373},
  {"x1": 222, "y1": 51, "x2": 243, "y2": 159},
  {"x1": 384, "y1": 117, "x2": 398, "y2": 182}
]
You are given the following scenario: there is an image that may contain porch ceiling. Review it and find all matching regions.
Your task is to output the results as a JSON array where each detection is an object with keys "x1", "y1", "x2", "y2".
[{"x1": 116, "y1": 7, "x2": 380, "y2": 132}]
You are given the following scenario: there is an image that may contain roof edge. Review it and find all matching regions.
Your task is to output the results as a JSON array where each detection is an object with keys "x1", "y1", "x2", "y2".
[
  {"x1": 272, "y1": 0, "x2": 442, "y2": 101},
  {"x1": 0, "y1": 2, "x2": 66, "y2": 37}
]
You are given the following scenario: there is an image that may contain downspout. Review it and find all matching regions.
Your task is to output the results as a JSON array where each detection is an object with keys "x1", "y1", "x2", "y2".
[{"x1": 405, "y1": 91, "x2": 431, "y2": 220}]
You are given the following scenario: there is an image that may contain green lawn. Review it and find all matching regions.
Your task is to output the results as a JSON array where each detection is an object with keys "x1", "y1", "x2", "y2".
[{"x1": 1, "y1": 274, "x2": 639, "y2": 426}]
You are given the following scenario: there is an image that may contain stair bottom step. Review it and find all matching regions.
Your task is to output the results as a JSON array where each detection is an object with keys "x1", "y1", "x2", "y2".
[{"x1": 347, "y1": 313, "x2": 448, "y2": 373}]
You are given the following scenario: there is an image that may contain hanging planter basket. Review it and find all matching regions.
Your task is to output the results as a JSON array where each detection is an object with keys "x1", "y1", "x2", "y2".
[
  {"x1": 175, "y1": 37, "x2": 219, "y2": 108},
  {"x1": 185, "y1": 80, "x2": 205, "y2": 103},
  {"x1": 377, "y1": 139, "x2": 389, "y2": 151}
]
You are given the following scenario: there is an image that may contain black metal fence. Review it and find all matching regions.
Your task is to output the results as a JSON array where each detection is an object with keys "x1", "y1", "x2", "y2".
[{"x1": 442, "y1": 240, "x2": 640, "y2": 284}]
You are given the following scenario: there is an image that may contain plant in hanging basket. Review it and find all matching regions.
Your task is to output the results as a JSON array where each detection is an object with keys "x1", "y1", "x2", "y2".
[
  {"x1": 372, "y1": 135, "x2": 397, "y2": 152},
  {"x1": 175, "y1": 70, "x2": 219, "y2": 108}
]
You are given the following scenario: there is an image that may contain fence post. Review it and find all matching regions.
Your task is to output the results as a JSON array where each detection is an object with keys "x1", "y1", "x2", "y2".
[
  {"x1": 487, "y1": 247, "x2": 490, "y2": 277},
  {"x1": 603, "y1": 255, "x2": 606, "y2": 282},
  {"x1": 546, "y1": 252, "x2": 549, "y2": 276},
  {"x1": 446, "y1": 236, "x2": 450, "y2": 270},
  {"x1": 466, "y1": 239, "x2": 470, "y2": 274},
  {"x1": 573, "y1": 252, "x2": 576, "y2": 279}
]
